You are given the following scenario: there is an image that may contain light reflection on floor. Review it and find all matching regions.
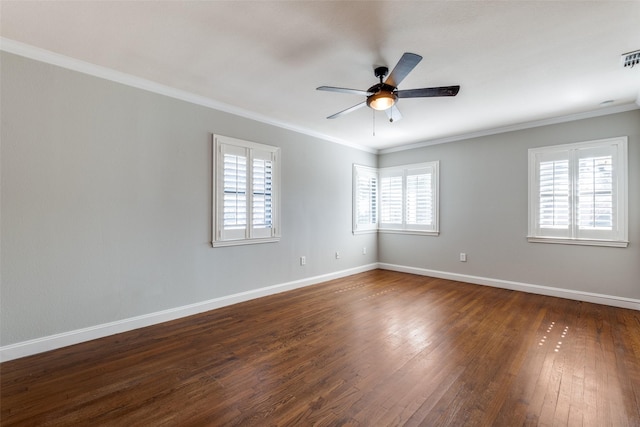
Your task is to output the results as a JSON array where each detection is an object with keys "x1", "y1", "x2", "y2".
[{"x1": 538, "y1": 321, "x2": 569, "y2": 352}]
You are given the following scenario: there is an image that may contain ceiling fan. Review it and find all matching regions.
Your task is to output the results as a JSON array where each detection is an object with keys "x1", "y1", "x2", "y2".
[{"x1": 317, "y1": 52, "x2": 460, "y2": 122}]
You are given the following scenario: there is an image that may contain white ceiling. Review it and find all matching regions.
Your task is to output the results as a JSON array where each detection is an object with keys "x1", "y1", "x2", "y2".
[{"x1": 2, "y1": 1, "x2": 639, "y2": 151}]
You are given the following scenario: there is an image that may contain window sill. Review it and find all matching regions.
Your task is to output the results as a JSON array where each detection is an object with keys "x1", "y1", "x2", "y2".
[
  {"x1": 352, "y1": 229, "x2": 378, "y2": 235},
  {"x1": 527, "y1": 236, "x2": 628, "y2": 248},
  {"x1": 212, "y1": 237, "x2": 280, "y2": 248},
  {"x1": 379, "y1": 229, "x2": 439, "y2": 237}
]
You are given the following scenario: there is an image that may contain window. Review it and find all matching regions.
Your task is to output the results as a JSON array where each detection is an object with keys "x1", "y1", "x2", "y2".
[
  {"x1": 528, "y1": 136, "x2": 628, "y2": 247},
  {"x1": 213, "y1": 135, "x2": 280, "y2": 247},
  {"x1": 379, "y1": 163, "x2": 439, "y2": 234},
  {"x1": 353, "y1": 162, "x2": 439, "y2": 236}
]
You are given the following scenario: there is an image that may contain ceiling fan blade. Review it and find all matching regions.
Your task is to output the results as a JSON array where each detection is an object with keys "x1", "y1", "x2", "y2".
[
  {"x1": 385, "y1": 52, "x2": 422, "y2": 88},
  {"x1": 385, "y1": 105, "x2": 402, "y2": 122},
  {"x1": 327, "y1": 101, "x2": 367, "y2": 119},
  {"x1": 317, "y1": 86, "x2": 370, "y2": 96},
  {"x1": 396, "y1": 86, "x2": 460, "y2": 98}
]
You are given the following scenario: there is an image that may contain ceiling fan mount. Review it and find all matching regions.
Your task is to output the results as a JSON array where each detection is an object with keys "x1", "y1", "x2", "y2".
[
  {"x1": 317, "y1": 52, "x2": 460, "y2": 122},
  {"x1": 373, "y1": 66, "x2": 389, "y2": 80}
]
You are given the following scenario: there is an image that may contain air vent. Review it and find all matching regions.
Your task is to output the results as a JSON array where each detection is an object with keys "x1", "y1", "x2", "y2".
[{"x1": 622, "y1": 49, "x2": 640, "y2": 68}]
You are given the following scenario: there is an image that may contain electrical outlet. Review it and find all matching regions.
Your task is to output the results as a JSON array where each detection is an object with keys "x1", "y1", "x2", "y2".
[
  {"x1": 300, "y1": 256, "x2": 306, "y2": 266},
  {"x1": 335, "y1": 251, "x2": 340, "y2": 259},
  {"x1": 362, "y1": 247, "x2": 367, "y2": 255},
  {"x1": 459, "y1": 253, "x2": 467, "y2": 262}
]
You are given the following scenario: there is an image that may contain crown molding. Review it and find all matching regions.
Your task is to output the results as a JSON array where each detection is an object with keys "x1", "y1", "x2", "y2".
[
  {"x1": 2, "y1": 37, "x2": 635, "y2": 157},
  {"x1": 0, "y1": 37, "x2": 376, "y2": 154},
  {"x1": 378, "y1": 103, "x2": 640, "y2": 154}
]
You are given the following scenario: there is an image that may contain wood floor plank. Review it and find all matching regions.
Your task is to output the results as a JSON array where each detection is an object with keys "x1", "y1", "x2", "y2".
[{"x1": 2, "y1": 270, "x2": 639, "y2": 426}]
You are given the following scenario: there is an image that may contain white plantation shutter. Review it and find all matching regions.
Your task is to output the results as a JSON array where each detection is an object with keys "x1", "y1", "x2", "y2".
[
  {"x1": 213, "y1": 135, "x2": 280, "y2": 247},
  {"x1": 379, "y1": 162, "x2": 439, "y2": 234},
  {"x1": 574, "y1": 145, "x2": 620, "y2": 241},
  {"x1": 577, "y1": 152, "x2": 613, "y2": 231},
  {"x1": 221, "y1": 144, "x2": 248, "y2": 240},
  {"x1": 353, "y1": 165, "x2": 378, "y2": 233},
  {"x1": 538, "y1": 159, "x2": 570, "y2": 229},
  {"x1": 535, "y1": 150, "x2": 571, "y2": 238},
  {"x1": 251, "y1": 152, "x2": 274, "y2": 238},
  {"x1": 528, "y1": 137, "x2": 627, "y2": 247},
  {"x1": 380, "y1": 173, "x2": 403, "y2": 225},
  {"x1": 352, "y1": 162, "x2": 439, "y2": 235},
  {"x1": 406, "y1": 168, "x2": 433, "y2": 228}
]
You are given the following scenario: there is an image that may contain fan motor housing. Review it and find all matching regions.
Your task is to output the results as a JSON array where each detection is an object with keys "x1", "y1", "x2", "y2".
[{"x1": 367, "y1": 83, "x2": 396, "y2": 94}]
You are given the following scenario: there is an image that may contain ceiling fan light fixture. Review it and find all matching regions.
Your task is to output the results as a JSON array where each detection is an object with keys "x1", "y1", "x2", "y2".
[
  {"x1": 318, "y1": 52, "x2": 459, "y2": 120},
  {"x1": 367, "y1": 91, "x2": 397, "y2": 111}
]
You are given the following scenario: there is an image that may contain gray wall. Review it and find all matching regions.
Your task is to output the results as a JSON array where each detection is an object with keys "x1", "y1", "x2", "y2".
[
  {"x1": 2, "y1": 50, "x2": 638, "y2": 350},
  {"x1": 378, "y1": 110, "x2": 640, "y2": 300},
  {"x1": 0, "y1": 52, "x2": 377, "y2": 346}
]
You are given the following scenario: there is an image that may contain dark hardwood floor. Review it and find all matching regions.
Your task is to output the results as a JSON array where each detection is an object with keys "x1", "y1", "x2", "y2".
[{"x1": 2, "y1": 270, "x2": 639, "y2": 426}]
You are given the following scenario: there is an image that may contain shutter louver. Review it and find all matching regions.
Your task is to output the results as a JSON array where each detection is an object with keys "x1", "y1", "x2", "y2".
[
  {"x1": 577, "y1": 155, "x2": 613, "y2": 230},
  {"x1": 406, "y1": 173, "x2": 432, "y2": 226},
  {"x1": 357, "y1": 173, "x2": 377, "y2": 225},
  {"x1": 353, "y1": 165, "x2": 379, "y2": 233},
  {"x1": 252, "y1": 157, "x2": 274, "y2": 230},
  {"x1": 380, "y1": 175, "x2": 403, "y2": 224},
  {"x1": 223, "y1": 153, "x2": 247, "y2": 231},
  {"x1": 538, "y1": 159, "x2": 569, "y2": 229}
]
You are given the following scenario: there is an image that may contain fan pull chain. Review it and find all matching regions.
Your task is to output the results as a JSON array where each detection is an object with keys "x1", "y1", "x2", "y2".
[{"x1": 372, "y1": 108, "x2": 376, "y2": 137}]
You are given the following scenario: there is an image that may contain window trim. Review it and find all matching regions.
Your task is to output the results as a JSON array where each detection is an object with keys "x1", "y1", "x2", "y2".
[
  {"x1": 527, "y1": 136, "x2": 628, "y2": 248},
  {"x1": 212, "y1": 134, "x2": 281, "y2": 247}
]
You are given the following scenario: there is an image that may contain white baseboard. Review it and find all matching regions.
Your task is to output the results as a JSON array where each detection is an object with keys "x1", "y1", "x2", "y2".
[
  {"x1": 0, "y1": 264, "x2": 378, "y2": 362},
  {"x1": 3, "y1": 262, "x2": 637, "y2": 362},
  {"x1": 378, "y1": 263, "x2": 640, "y2": 311}
]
